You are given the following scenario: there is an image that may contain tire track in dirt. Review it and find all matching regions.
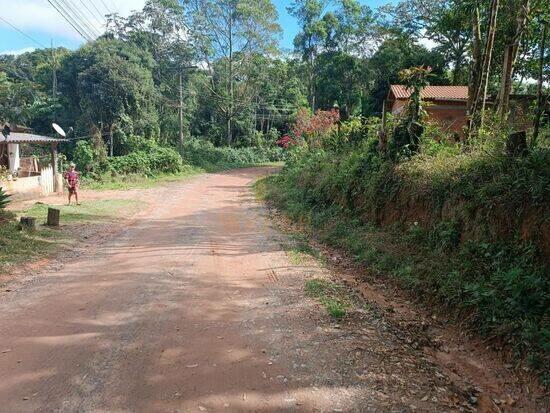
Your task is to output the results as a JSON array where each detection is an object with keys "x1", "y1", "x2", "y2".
[{"x1": 0, "y1": 167, "x2": 546, "y2": 412}]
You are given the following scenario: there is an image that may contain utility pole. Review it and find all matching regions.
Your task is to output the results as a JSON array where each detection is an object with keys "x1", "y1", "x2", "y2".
[
  {"x1": 179, "y1": 71, "x2": 184, "y2": 155},
  {"x1": 176, "y1": 65, "x2": 197, "y2": 157},
  {"x1": 51, "y1": 39, "x2": 57, "y2": 98},
  {"x1": 533, "y1": 20, "x2": 547, "y2": 145}
]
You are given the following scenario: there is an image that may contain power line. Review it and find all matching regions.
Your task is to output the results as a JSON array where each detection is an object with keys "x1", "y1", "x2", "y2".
[
  {"x1": 98, "y1": 0, "x2": 113, "y2": 15},
  {"x1": 48, "y1": 0, "x2": 91, "y2": 41},
  {"x1": 0, "y1": 15, "x2": 48, "y2": 49},
  {"x1": 60, "y1": 0, "x2": 102, "y2": 37},
  {"x1": 86, "y1": 0, "x2": 108, "y2": 21},
  {"x1": 57, "y1": 0, "x2": 99, "y2": 38},
  {"x1": 77, "y1": 0, "x2": 107, "y2": 28},
  {"x1": 47, "y1": 0, "x2": 94, "y2": 41}
]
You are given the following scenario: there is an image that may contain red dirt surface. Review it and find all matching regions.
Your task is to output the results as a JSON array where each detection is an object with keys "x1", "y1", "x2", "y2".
[{"x1": 0, "y1": 168, "x2": 547, "y2": 412}]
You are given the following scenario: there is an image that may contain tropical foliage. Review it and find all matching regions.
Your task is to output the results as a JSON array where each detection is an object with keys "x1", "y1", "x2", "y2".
[
  {"x1": 262, "y1": 115, "x2": 550, "y2": 382},
  {"x1": 0, "y1": 187, "x2": 10, "y2": 210},
  {"x1": 0, "y1": 0, "x2": 545, "y2": 162},
  {"x1": 0, "y1": 0, "x2": 548, "y2": 386}
]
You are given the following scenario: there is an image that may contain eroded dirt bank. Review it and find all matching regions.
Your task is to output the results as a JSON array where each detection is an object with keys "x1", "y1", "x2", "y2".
[{"x1": 0, "y1": 168, "x2": 546, "y2": 412}]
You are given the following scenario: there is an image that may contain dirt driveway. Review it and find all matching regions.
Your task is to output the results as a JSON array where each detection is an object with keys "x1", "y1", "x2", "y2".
[{"x1": 0, "y1": 168, "x2": 544, "y2": 412}]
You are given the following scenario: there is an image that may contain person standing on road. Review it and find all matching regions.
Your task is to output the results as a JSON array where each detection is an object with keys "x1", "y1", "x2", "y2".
[{"x1": 63, "y1": 162, "x2": 80, "y2": 205}]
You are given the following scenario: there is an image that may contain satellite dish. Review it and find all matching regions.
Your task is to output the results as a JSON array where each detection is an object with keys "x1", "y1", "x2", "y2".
[{"x1": 52, "y1": 123, "x2": 66, "y2": 137}]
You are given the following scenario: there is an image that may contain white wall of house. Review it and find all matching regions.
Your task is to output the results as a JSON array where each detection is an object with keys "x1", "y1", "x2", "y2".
[{"x1": 7, "y1": 143, "x2": 20, "y2": 174}]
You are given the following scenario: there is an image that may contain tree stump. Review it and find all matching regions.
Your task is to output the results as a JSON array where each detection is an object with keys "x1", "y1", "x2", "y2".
[
  {"x1": 47, "y1": 208, "x2": 60, "y2": 227},
  {"x1": 20, "y1": 217, "x2": 36, "y2": 231},
  {"x1": 506, "y1": 131, "x2": 528, "y2": 157}
]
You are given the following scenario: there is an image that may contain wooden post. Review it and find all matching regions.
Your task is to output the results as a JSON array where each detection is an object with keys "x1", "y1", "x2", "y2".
[
  {"x1": 50, "y1": 142, "x2": 58, "y2": 192},
  {"x1": 378, "y1": 100, "x2": 388, "y2": 156},
  {"x1": 179, "y1": 71, "x2": 184, "y2": 155},
  {"x1": 47, "y1": 208, "x2": 60, "y2": 226},
  {"x1": 381, "y1": 100, "x2": 387, "y2": 132},
  {"x1": 533, "y1": 21, "x2": 547, "y2": 145},
  {"x1": 20, "y1": 217, "x2": 36, "y2": 231}
]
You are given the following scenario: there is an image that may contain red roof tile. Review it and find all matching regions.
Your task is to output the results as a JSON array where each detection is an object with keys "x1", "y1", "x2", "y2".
[{"x1": 390, "y1": 85, "x2": 468, "y2": 101}]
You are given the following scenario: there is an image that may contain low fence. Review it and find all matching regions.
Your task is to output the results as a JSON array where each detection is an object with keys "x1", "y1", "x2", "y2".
[
  {"x1": 39, "y1": 166, "x2": 54, "y2": 196},
  {"x1": 0, "y1": 166, "x2": 62, "y2": 201}
]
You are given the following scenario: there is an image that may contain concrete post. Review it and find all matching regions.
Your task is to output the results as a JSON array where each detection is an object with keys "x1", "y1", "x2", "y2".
[{"x1": 50, "y1": 142, "x2": 59, "y2": 192}]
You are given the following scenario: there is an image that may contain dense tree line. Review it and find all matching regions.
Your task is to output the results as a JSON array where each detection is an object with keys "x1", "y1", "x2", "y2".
[{"x1": 0, "y1": 0, "x2": 547, "y2": 155}]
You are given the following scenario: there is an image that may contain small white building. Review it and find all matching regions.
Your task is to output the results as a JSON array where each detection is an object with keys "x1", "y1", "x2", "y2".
[{"x1": 1, "y1": 125, "x2": 67, "y2": 199}]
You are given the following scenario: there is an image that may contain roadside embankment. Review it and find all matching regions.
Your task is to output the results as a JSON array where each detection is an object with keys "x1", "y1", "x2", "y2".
[{"x1": 257, "y1": 141, "x2": 550, "y2": 385}]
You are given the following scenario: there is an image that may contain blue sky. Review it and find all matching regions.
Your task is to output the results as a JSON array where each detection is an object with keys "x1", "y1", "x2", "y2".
[{"x1": 0, "y1": 0, "x2": 394, "y2": 55}]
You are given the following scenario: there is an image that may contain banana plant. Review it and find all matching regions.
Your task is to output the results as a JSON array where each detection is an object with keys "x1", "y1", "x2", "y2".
[{"x1": 0, "y1": 187, "x2": 10, "y2": 210}]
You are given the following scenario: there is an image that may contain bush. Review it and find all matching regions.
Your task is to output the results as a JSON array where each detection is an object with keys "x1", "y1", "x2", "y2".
[
  {"x1": 182, "y1": 138, "x2": 285, "y2": 170},
  {"x1": 72, "y1": 134, "x2": 285, "y2": 181},
  {"x1": 72, "y1": 135, "x2": 184, "y2": 178},
  {"x1": 108, "y1": 146, "x2": 184, "y2": 176},
  {"x1": 73, "y1": 140, "x2": 96, "y2": 172},
  {"x1": 72, "y1": 136, "x2": 109, "y2": 176},
  {"x1": 0, "y1": 186, "x2": 10, "y2": 210},
  {"x1": 263, "y1": 118, "x2": 550, "y2": 381}
]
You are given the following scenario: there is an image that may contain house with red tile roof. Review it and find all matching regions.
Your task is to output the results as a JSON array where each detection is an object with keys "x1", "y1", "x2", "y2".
[{"x1": 386, "y1": 85, "x2": 469, "y2": 133}]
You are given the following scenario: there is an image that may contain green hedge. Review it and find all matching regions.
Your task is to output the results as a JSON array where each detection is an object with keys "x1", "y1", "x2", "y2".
[
  {"x1": 182, "y1": 138, "x2": 285, "y2": 170},
  {"x1": 73, "y1": 136, "x2": 285, "y2": 177},
  {"x1": 263, "y1": 130, "x2": 550, "y2": 383},
  {"x1": 108, "y1": 146, "x2": 184, "y2": 176}
]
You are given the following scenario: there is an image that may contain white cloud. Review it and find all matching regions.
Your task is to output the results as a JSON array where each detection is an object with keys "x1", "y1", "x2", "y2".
[
  {"x1": 0, "y1": 0, "x2": 146, "y2": 42},
  {"x1": 417, "y1": 29, "x2": 438, "y2": 51},
  {"x1": 418, "y1": 36, "x2": 437, "y2": 50},
  {"x1": 113, "y1": 0, "x2": 147, "y2": 16},
  {"x1": 1, "y1": 47, "x2": 36, "y2": 55}
]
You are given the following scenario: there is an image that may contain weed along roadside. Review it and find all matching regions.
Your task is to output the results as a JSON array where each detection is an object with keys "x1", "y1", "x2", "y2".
[
  {"x1": 253, "y1": 135, "x2": 550, "y2": 391},
  {"x1": 1, "y1": 0, "x2": 549, "y2": 409},
  {"x1": 255, "y1": 177, "x2": 549, "y2": 410},
  {"x1": 0, "y1": 198, "x2": 144, "y2": 281}
]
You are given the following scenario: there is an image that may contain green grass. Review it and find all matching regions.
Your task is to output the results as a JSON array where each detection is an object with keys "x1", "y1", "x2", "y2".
[
  {"x1": 279, "y1": 232, "x2": 326, "y2": 266},
  {"x1": 252, "y1": 176, "x2": 270, "y2": 201},
  {"x1": 257, "y1": 148, "x2": 550, "y2": 384},
  {"x1": 82, "y1": 166, "x2": 203, "y2": 190},
  {"x1": 191, "y1": 160, "x2": 283, "y2": 173},
  {"x1": 22, "y1": 199, "x2": 143, "y2": 224},
  {"x1": 84, "y1": 161, "x2": 282, "y2": 191},
  {"x1": 305, "y1": 278, "x2": 351, "y2": 319},
  {"x1": 0, "y1": 198, "x2": 145, "y2": 276},
  {"x1": 288, "y1": 250, "x2": 311, "y2": 265},
  {"x1": 181, "y1": 138, "x2": 285, "y2": 171},
  {"x1": 0, "y1": 219, "x2": 64, "y2": 272}
]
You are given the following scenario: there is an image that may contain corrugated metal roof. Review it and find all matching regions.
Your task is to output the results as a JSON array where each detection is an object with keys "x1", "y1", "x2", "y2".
[
  {"x1": 1, "y1": 123, "x2": 33, "y2": 133},
  {"x1": 390, "y1": 85, "x2": 469, "y2": 101},
  {"x1": 1, "y1": 133, "x2": 68, "y2": 144}
]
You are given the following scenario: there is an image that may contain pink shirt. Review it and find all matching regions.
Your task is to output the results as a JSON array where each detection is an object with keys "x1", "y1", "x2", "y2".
[{"x1": 64, "y1": 171, "x2": 79, "y2": 188}]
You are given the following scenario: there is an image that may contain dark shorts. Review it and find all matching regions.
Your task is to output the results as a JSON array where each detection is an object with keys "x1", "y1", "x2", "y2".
[{"x1": 68, "y1": 186, "x2": 78, "y2": 194}]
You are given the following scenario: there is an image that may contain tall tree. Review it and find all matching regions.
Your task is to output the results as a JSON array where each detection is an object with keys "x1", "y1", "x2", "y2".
[
  {"x1": 106, "y1": 0, "x2": 196, "y2": 144},
  {"x1": 468, "y1": 0, "x2": 500, "y2": 135},
  {"x1": 532, "y1": 19, "x2": 547, "y2": 144},
  {"x1": 183, "y1": 0, "x2": 280, "y2": 145},
  {"x1": 425, "y1": 1, "x2": 471, "y2": 84},
  {"x1": 288, "y1": 0, "x2": 329, "y2": 111},
  {"x1": 61, "y1": 38, "x2": 158, "y2": 156},
  {"x1": 379, "y1": 0, "x2": 471, "y2": 85},
  {"x1": 326, "y1": 0, "x2": 376, "y2": 55},
  {"x1": 497, "y1": 0, "x2": 531, "y2": 121}
]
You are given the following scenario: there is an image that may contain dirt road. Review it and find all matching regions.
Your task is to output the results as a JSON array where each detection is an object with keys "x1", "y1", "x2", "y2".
[{"x1": 0, "y1": 168, "x2": 543, "y2": 412}]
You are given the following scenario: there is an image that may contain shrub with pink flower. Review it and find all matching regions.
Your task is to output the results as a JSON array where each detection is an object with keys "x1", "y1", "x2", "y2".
[
  {"x1": 291, "y1": 108, "x2": 340, "y2": 147},
  {"x1": 276, "y1": 134, "x2": 296, "y2": 148}
]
